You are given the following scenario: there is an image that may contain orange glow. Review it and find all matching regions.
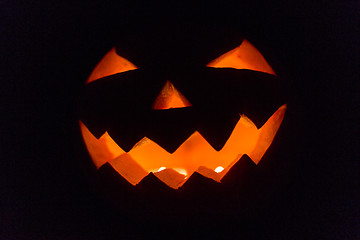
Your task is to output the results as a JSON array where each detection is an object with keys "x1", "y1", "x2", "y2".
[
  {"x1": 87, "y1": 48, "x2": 137, "y2": 83},
  {"x1": 79, "y1": 122, "x2": 124, "y2": 168},
  {"x1": 153, "y1": 81, "x2": 192, "y2": 110},
  {"x1": 108, "y1": 153, "x2": 148, "y2": 186},
  {"x1": 207, "y1": 39, "x2": 275, "y2": 75},
  {"x1": 154, "y1": 168, "x2": 187, "y2": 189},
  {"x1": 80, "y1": 39, "x2": 286, "y2": 189},
  {"x1": 80, "y1": 104, "x2": 286, "y2": 188}
]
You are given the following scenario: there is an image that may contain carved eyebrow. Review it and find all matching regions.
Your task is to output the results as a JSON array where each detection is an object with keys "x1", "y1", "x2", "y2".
[{"x1": 207, "y1": 39, "x2": 275, "y2": 76}]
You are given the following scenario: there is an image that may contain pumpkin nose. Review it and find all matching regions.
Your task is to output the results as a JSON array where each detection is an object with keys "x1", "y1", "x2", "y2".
[{"x1": 152, "y1": 81, "x2": 192, "y2": 110}]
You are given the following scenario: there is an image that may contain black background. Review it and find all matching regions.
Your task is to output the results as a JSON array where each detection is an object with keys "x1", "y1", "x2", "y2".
[{"x1": 0, "y1": 1, "x2": 358, "y2": 239}]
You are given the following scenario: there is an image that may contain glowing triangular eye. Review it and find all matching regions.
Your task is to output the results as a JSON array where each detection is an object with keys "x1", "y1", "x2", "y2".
[
  {"x1": 87, "y1": 48, "x2": 137, "y2": 83},
  {"x1": 153, "y1": 81, "x2": 192, "y2": 110},
  {"x1": 207, "y1": 39, "x2": 275, "y2": 75}
]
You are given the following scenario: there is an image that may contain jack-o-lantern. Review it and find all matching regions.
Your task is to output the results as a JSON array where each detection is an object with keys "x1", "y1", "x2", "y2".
[{"x1": 78, "y1": 27, "x2": 287, "y2": 193}]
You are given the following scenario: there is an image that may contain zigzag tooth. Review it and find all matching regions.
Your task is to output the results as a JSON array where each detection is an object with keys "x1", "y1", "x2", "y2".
[
  {"x1": 107, "y1": 130, "x2": 145, "y2": 153},
  {"x1": 196, "y1": 166, "x2": 221, "y2": 182},
  {"x1": 108, "y1": 153, "x2": 148, "y2": 185},
  {"x1": 220, "y1": 154, "x2": 256, "y2": 185},
  {"x1": 197, "y1": 114, "x2": 240, "y2": 151},
  {"x1": 154, "y1": 168, "x2": 187, "y2": 189},
  {"x1": 146, "y1": 129, "x2": 194, "y2": 154},
  {"x1": 179, "y1": 172, "x2": 221, "y2": 192}
]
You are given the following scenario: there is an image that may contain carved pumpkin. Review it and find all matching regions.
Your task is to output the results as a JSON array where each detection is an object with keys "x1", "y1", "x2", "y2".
[{"x1": 78, "y1": 27, "x2": 287, "y2": 191}]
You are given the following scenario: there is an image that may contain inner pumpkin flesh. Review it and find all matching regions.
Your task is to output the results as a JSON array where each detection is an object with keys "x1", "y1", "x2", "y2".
[{"x1": 80, "y1": 104, "x2": 286, "y2": 189}]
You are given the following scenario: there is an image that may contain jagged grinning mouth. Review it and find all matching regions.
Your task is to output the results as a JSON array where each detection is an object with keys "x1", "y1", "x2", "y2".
[{"x1": 80, "y1": 104, "x2": 287, "y2": 189}]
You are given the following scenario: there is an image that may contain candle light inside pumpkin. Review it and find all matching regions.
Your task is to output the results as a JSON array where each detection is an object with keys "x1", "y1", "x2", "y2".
[{"x1": 214, "y1": 166, "x2": 224, "y2": 173}]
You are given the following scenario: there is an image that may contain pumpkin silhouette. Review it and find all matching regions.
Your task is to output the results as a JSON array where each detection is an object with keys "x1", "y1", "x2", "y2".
[{"x1": 77, "y1": 26, "x2": 288, "y2": 217}]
